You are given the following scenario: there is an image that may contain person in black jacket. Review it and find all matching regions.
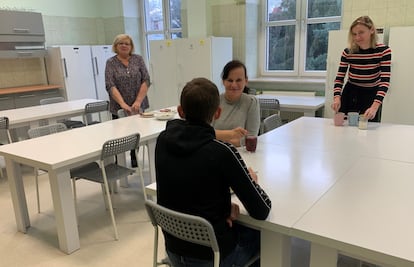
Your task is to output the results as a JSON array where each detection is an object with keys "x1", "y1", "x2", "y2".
[{"x1": 155, "y1": 77, "x2": 272, "y2": 267}]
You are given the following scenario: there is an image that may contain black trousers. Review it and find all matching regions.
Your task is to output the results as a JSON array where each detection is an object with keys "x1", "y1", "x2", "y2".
[
  {"x1": 112, "y1": 113, "x2": 136, "y2": 162},
  {"x1": 339, "y1": 82, "x2": 382, "y2": 122}
]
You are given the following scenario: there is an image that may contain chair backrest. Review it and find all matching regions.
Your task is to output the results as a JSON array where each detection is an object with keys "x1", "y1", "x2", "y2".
[
  {"x1": 84, "y1": 101, "x2": 109, "y2": 125},
  {"x1": 145, "y1": 200, "x2": 220, "y2": 267},
  {"x1": 39, "y1": 97, "x2": 65, "y2": 105},
  {"x1": 263, "y1": 113, "x2": 283, "y2": 133},
  {"x1": 0, "y1": 117, "x2": 12, "y2": 144},
  {"x1": 100, "y1": 133, "x2": 140, "y2": 160},
  {"x1": 258, "y1": 98, "x2": 280, "y2": 120},
  {"x1": 117, "y1": 109, "x2": 127, "y2": 118},
  {"x1": 27, "y1": 123, "x2": 68, "y2": 139}
]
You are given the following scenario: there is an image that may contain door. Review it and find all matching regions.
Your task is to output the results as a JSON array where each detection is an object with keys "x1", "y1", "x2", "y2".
[{"x1": 91, "y1": 45, "x2": 114, "y2": 101}]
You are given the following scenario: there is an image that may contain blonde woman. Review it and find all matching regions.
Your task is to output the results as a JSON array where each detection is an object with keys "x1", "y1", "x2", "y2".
[
  {"x1": 331, "y1": 16, "x2": 391, "y2": 122},
  {"x1": 105, "y1": 34, "x2": 150, "y2": 167}
]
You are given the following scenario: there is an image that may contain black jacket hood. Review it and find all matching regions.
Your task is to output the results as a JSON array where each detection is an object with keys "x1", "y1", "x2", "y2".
[{"x1": 161, "y1": 119, "x2": 216, "y2": 156}]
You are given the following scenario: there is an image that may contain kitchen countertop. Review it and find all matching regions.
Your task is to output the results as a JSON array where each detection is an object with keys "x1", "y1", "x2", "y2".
[{"x1": 0, "y1": 84, "x2": 62, "y2": 95}]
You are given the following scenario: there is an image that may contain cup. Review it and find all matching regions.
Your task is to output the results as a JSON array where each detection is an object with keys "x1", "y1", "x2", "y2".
[
  {"x1": 358, "y1": 115, "x2": 368, "y2": 130},
  {"x1": 245, "y1": 134, "x2": 257, "y2": 152},
  {"x1": 348, "y1": 112, "x2": 359, "y2": 126},
  {"x1": 334, "y1": 112, "x2": 345, "y2": 126}
]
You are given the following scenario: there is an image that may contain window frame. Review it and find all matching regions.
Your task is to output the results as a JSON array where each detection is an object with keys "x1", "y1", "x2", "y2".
[
  {"x1": 259, "y1": 0, "x2": 342, "y2": 78},
  {"x1": 140, "y1": 0, "x2": 182, "y2": 60}
]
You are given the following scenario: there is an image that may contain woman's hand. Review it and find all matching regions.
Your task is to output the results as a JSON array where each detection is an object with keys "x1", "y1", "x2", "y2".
[
  {"x1": 364, "y1": 102, "x2": 380, "y2": 120},
  {"x1": 226, "y1": 203, "x2": 240, "y2": 227},
  {"x1": 331, "y1": 96, "x2": 341, "y2": 112},
  {"x1": 131, "y1": 101, "x2": 142, "y2": 114},
  {"x1": 231, "y1": 127, "x2": 248, "y2": 139}
]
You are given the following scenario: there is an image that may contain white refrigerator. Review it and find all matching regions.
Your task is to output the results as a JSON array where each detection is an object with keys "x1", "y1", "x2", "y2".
[
  {"x1": 91, "y1": 45, "x2": 114, "y2": 101},
  {"x1": 148, "y1": 37, "x2": 232, "y2": 110},
  {"x1": 46, "y1": 45, "x2": 97, "y2": 101},
  {"x1": 380, "y1": 26, "x2": 414, "y2": 125}
]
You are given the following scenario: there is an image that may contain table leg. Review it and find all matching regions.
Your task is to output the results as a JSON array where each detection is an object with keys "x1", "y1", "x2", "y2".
[
  {"x1": 309, "y1": 242, "x2": 337, "y2": 267},
  {"x1": 118, "y1": 152, "x2": 129, "y2": 188},
  {"x1": 261, "y1": 229, "x2": 291, "y2": 267},
  {"x1": 48, "y1": 169, "x2": 80, "y2": 254},
  {"x1": 147, "y1": 140, "x2": 156, "y2": 183},
  {"x1": 6, "y1": 158, "x2": 30, "y2": 232}
]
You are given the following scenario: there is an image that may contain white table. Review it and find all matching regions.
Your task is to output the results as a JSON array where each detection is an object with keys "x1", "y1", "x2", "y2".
[
  {"x1": 0, "y1": 98, "x2": 100, "y2": 129},
  {"x1": 256, "y1": 94, "x2": 325, "y2": 117},
  {"x1": 0, "y1": 114, "x2": 172, "y2": 254},
  {"x1": 258, "y1": 117, "x2": 414, "y2": 266},
  {"x1": 146, "y1": 117, "x2": 414, "y2": 266},
  {"x1": 293, "y1": 157, "x2": 414, "y2": 267}
]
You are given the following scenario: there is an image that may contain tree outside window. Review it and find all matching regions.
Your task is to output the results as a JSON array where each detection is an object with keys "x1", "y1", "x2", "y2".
[
  {"x1": 143, "y1": 0, "x2": 182, "y2": 56},
  {"x1": 264, "y1": 0, "x2": 342, "y2": 76}
]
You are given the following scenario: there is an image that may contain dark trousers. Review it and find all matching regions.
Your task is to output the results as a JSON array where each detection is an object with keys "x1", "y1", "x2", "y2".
[
  {"x1": 167, "y1": 223, "x2": 260, "y2": 267},
  {"x1": 339, "y1": 82, "x2": 382, "y2": 122},
  {"x1": 111, "y1": 113, "x2": 136, "y2": 163}
]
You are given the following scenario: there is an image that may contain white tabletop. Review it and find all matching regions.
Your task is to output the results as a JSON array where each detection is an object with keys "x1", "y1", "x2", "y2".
[
  {"x1": 0, "y1": 114, "x2": 169, "y2": 171},
  {"x1": 0, "y1": 111, "x2": 176, "y2": 254},
  {"x1": 144, "y1": 117, "x2": 414, "y2": 266},
  {"x1": 0, "y1": 98, "x2": 100, "y2": 129},
  {"x1": 256, "y1": 94, "x2": 325, "y2": 116},
  {"x1": 292, "y1": 157, "x2": 414, "y2": 266}
]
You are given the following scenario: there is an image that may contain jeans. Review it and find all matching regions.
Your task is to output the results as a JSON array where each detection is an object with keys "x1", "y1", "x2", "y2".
[{"x1": 167, "y1": 224, "x2": 260, "y2": 267}]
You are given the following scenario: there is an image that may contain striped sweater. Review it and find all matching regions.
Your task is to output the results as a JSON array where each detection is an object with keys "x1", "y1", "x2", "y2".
[{"x1": 333, "y1": 44, "x2": 392, "y2": 104}]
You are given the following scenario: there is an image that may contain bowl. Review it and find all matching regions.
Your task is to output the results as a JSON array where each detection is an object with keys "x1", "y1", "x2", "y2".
[{"x1": 154, "y1": 112, "x2": 175, "y2": 121}]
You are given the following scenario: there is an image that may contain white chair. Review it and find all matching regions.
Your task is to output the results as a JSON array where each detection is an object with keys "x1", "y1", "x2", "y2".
[
  {"x1": 27, "y1": 123, "x2": 68, "y2": 213},
  {"x1": 262, "y1": 113, "x2": 283, "y2": 133},
  {"x1": 70, "y1": 133, "x2": 145, "y2": 240},
  {"x1": 0, "y1": 117, "x2": 12, "y2": 178},
  {"x1": 145, "y1": 200, "x2": 220, "y2": 267},
  {"x1": 83, "y1": 101, "x2": 109, "y2": 125},
  {"x1": 117, "y1": 108, "x2": 148, "y2": 169},
  {"x1": 258, "y1": 98, "x2": 280, "y2": 134}
]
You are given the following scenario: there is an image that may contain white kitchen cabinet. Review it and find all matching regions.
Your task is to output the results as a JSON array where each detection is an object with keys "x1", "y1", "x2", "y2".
[
  {"x1": 148, "y1": 37, "x2": 232, "y2": 110},
  {"x1": 91, "y1": 45, "x2": 114, "y2": 101},
  {"x1": 380, "y1": 26, "x2": 414, "y2": 125},
  {"x1": 46, "y1": 46, "x2": 97, "y2": 101},
  {"x1": 324, "y1": 30, "x2": 348, "y2": 119}
]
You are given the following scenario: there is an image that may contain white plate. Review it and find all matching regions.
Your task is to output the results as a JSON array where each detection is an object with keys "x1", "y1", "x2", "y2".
[{"x1": 154, "y1": 112, "x2": 175, "y2": 120}]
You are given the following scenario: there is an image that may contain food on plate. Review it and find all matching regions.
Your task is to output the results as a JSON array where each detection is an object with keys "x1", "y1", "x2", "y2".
[{"x1": 159, "y1": 108, "x2": 171, "y2": 112}]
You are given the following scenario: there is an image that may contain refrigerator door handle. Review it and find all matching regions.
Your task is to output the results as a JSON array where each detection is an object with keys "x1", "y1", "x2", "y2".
[
  {"x1": 94, "y1": 57, "x2": 99, "y2": 75},
  {"x1": 63, "y1": 58, "x2": 68, "y2": 78}
]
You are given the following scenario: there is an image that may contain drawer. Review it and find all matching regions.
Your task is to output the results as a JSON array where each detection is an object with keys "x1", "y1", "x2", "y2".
[{"x1": 0, "y1": 95, "x2": 15, "y2": 111}]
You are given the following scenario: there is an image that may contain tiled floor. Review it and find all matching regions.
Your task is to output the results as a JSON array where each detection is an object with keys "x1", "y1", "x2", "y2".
[{"x1": 0, "y1": 161, "x2": 374, "y2": 267}]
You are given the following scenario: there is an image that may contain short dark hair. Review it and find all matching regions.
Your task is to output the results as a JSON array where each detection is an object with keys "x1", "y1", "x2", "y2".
[
  {"x1": 180, "y1": 78, "x2": 220, "y2": 123},
  {"x1": 221, "y1": 60, "x2": 248, "y2": 80}
]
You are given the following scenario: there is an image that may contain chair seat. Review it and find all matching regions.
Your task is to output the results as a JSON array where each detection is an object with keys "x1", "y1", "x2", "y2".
[
  {"x1": 63, "y1": 120, "x2": 85, "y2": 129},
  {"x1": 70, "y1": 162, "x2": 135, "y2": 184}
]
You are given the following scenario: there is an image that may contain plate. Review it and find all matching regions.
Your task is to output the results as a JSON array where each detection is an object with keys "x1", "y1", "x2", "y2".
[
  {"x1": 141, "y1": 112, "x2": 154, "y2": 118},
  {"x1": 154, "y1": 112, "x2": 175, "y2": 120}
]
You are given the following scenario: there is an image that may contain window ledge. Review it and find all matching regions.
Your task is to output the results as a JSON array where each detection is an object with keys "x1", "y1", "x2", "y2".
[{"x1": 249, "y1": 77, "x2": 325, "y2": 85}]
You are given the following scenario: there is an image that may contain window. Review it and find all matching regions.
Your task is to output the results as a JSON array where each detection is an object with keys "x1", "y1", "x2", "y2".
[
  {"x1": 262, "y1": 0, "x2": 342, "y2": 77},
  {"x1": 142, "y1": 0, "x2": 182, "y2": 56}
]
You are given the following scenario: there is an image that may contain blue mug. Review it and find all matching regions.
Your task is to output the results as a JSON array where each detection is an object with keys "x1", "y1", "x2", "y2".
[{"x1": 348, "y1": 112, "x2": 359, "y2": 126}]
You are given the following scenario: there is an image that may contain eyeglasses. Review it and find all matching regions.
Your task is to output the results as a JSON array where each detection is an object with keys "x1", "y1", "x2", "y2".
[{"x1": 118, "y1": 42, "x2": 131, "y2": 46}]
